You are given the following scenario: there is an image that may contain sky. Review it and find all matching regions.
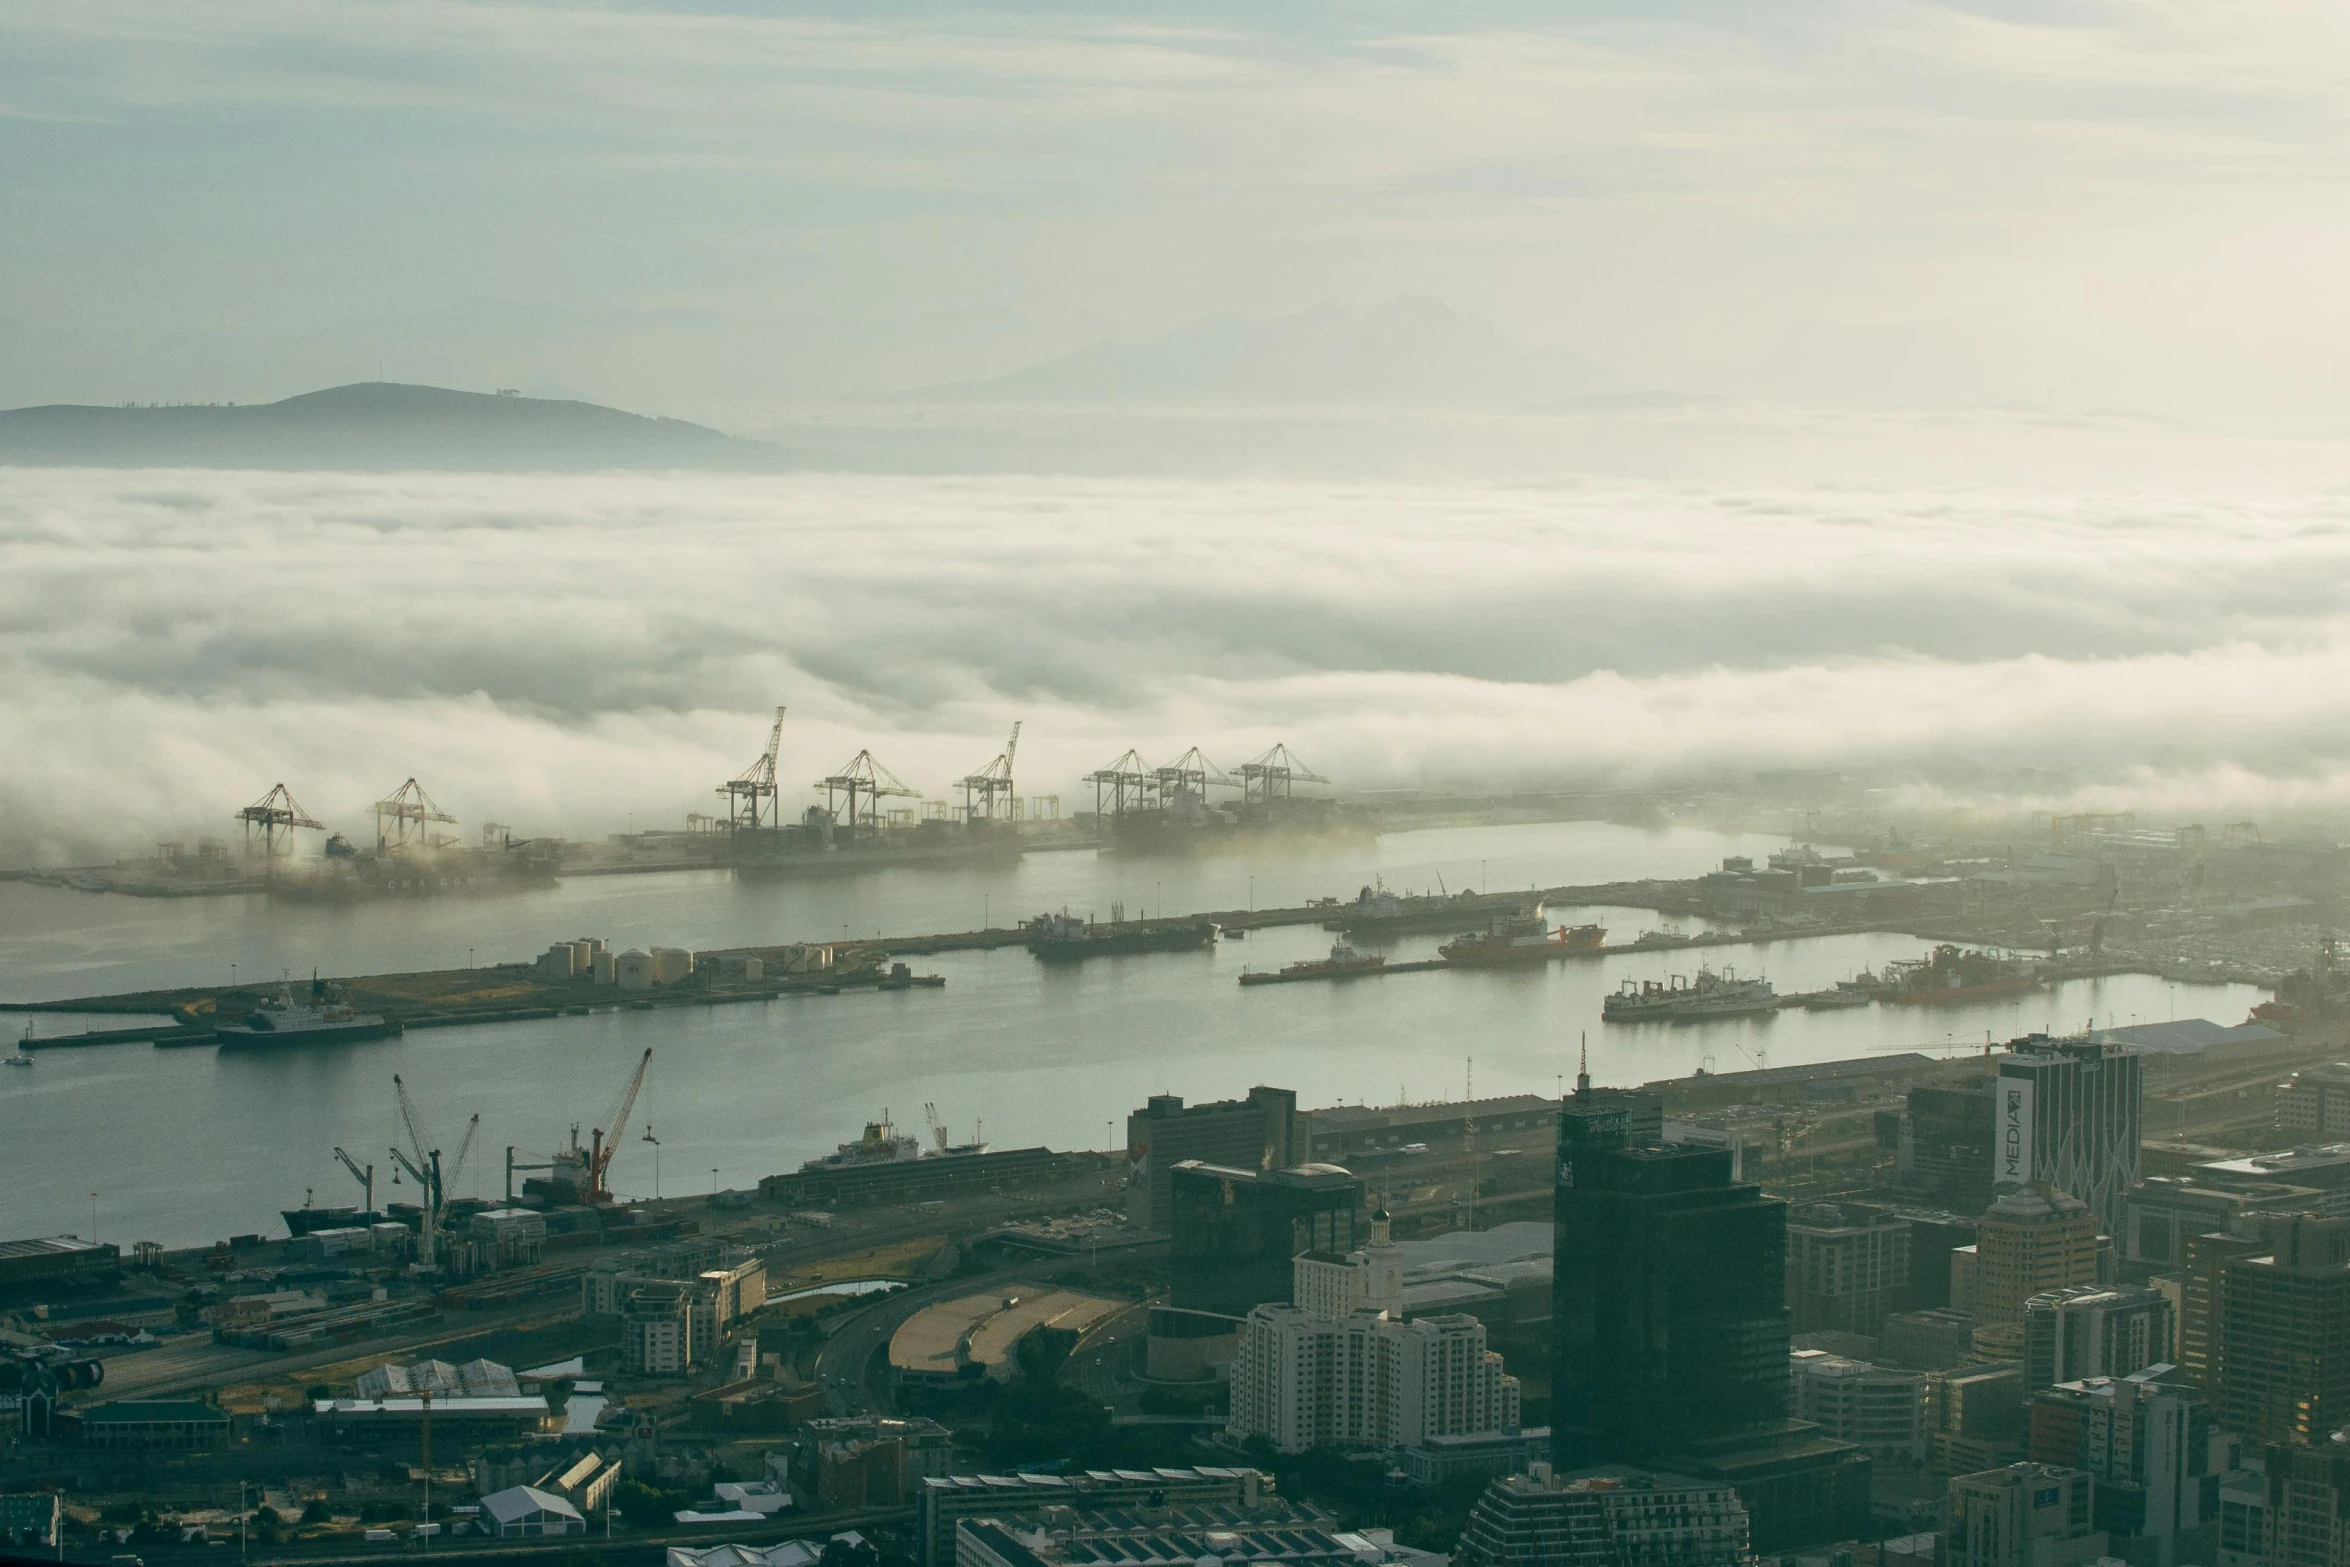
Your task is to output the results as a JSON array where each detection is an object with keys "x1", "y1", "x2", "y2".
[{"x1": 6, "y1": 1, "x2": 2350, "y2": 423}]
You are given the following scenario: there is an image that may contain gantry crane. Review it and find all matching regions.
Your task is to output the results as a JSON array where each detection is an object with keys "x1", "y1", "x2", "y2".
[
  {"x1": 1086, "y1": 749, "x2": 1154, "y2": 819},
  {"x1": 817, "y1": 750, "x2": 917, "y2": 836},
  {"x1": 1236, "y1": 743, "x2": 1328, "y2": 807},
  {"x1": 235, "y1": 783, "x2": 324, "y2": 859},
  {"x1": 957, "y1": 722, "x2": 1022, "y2": 822},
  {"x1": 720, "y1": 707, "x2": 786, "y2": 829},
  {"x1": 1153, "y1": 746, "x2": 1235, "y2": 811},
  {"x1": 374, "y1": 778, "x2": 457, "y2": 853}
]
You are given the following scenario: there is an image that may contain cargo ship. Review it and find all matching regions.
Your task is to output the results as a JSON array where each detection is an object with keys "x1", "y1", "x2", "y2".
[
  {"x1": 282, "y1": 1204, "x2": 387, "y2": 1238},
  {"x1": 215, "y1": 991, "x2": 402, "y2": 1048},
  {"x1": 1603, "y1": 966, "x2": 1777, "y2": 1022},
  {"x1": 1025, "y1": 911, "x2": 1219, "y2": 963},
  {"x1": 1331, "y1": 884, "x2": 1537, "y2": 939},
  {"x1": 732, "y1": 819, "x2": 1024, "y2": 881},
  {"x1": 1439, "y1": 916, "x2": 1606, "y2": 966},
  {"x1": 801, "y1": 1112, "x2": 989, "y2": 1173},
  {"x1": 1240, "y1": 942, "x2": 1387, "y2": 986},
  {"x1": 1882, "y1": 945, "x2": 2045, "y2": 1005}
]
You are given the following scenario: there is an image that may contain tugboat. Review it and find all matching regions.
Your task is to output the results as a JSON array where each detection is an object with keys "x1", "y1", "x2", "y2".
[
  {"x1": 1882, "y1": 945, "x2": 2045, "y2": 1005},
  {"x1": 1025, "y1": 911, "x2": 1219, "y2": 963},
  {"x1": 1439, "y1": 916, "x2": 1606, "y2": 966},
  {"x1": 1240, "y1": 942, "x2": 1388, "y2": 986}
]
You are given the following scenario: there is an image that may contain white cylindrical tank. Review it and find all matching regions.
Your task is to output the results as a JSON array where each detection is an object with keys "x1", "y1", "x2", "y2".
[
  {"x1": 649, "y1": 946, "x2": 693, "y2": 984},
  {"x1": 610, "y1": 950, "x2": 644, "y2": 989}
]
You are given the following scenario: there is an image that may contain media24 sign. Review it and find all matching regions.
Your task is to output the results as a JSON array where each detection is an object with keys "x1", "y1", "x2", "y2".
[{"x1": 1998, "y1": 1076, "x2": 2035, "y2": 1185}]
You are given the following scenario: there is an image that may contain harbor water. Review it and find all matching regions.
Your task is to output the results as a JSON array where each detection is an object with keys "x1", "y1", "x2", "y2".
[{"x1": 0, "y1": 821, "x2": 2265, "y2": 1245}]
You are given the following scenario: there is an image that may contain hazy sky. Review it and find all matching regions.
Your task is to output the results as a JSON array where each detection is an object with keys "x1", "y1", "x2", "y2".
[{"x1": 8, "y1": 1, "x2": 2350, "y2": 421}]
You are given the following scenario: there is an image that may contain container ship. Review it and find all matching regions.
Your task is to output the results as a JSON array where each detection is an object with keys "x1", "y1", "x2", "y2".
[
  {"x1": 1240, "y1": 942, "x2": 1387, "y2": 986},
  {"x1": 1025, "y1": 912, "x2": 1219, "y2": 963},
  {"x1": 1882, "y1": 945, "x2": 2045, "y2": 1005},
  {"x1": 1439, "y1": 916, "x2": 1606, "y2": 966},
  {"x1": 1603, "y1": 966, "x2": 1777, "y2": 1022}
]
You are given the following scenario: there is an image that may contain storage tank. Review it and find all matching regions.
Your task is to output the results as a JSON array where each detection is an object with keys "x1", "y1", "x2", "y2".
[
  {"x1": 649, "y1": 947, "x2": 693, "y2": 985},
  {"x1": 594, "y1": 950, "x2": 618, "y2": 986},
  {"x1": 615, "y1": 950, "x2": 654, "y2": 992}
]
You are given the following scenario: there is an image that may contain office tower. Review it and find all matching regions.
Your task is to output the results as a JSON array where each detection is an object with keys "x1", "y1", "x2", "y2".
[
  {"x1": 1789, "y1": 1352, "x2": 1929, "y2": 1463},
  {"x1": 2022, "y1": 1284, "x2": 2174, "y2": 1391},
  {"x1": 1900, "y1": 1077, "x2": 1997, "y2": 1215},
  {"x1": 1971, "y1": 1185, "x2": 2099, "y2": 1325},
  {"x1": 1930, "y1": 1365, "x2": 2028, "y2": 1473},
  {"x1": 1166, "y1": 1159, "x2": 1364, "y2": 1317},
  {"x1": 1454, "y1": 1464, "x2": 1752, "y2": 1567},
  {"x1": 1228, "y1": 1213, "x2": 1518, "y2": 1453},
  {"x1": 2217, "y1": 1216, "x2": 2350, "y2": 1444},
  {"x1": 1552, "y1": 1090, "x2": 1791, "y2": 1463},
  {"x1": 2182, "y1": 1219, "x2": 2280, "y2": 1391},
  {"x1": 1786, "y1": 1205, "x2": 1912, "y2": 1336},
  {"x1": 1945, "y1": 1463, "x2": 2106, "y2": 1567},
  {"x1": 1996, "y1": 1036, "x2": 2144, "y2": 1234},
  {"x1": 1125, "y1": 1086, "x2": 1301, "y2": 1229},
  {"x1": 2282, "y1": 1063, "x2": 2350, "y2": 1143},
  {"x1": 2259, "y1": 1438, "x2": 2350, "y2": 1567},
  {"x1": 2028, "y1": 1369, "x2": 2212, "y2": 1567}
]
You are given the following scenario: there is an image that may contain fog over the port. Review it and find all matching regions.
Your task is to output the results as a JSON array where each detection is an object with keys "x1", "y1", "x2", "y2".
[{"x1": 8, "y1": 467, "x2": 2350, "y2": 864}]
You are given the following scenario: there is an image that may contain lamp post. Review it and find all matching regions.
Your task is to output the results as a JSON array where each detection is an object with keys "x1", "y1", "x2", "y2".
[{"x1": 643, "y1": 1127, "x2": 661, "y2": 1200}]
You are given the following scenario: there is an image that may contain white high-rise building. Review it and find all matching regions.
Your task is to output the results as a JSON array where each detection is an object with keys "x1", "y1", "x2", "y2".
[
  {"x1": 1995, "y1": 1036, "x2": 2143, "y2": 1234},
  {"x1": 1228, "y1": 1210, "x2": 1520, "y2": 1454}
]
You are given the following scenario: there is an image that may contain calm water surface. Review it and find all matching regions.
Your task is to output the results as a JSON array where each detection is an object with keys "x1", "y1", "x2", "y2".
[{"x1": 0, "y1": 822, "x2": 2263, "y2": 1245}]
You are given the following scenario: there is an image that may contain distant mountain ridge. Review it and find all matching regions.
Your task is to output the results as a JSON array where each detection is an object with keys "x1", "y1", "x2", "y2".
[
  {"x1": 906, "y1": 297, "x2": 1616, "y2": 407},
  {"x1": 0, "y1": 382, "x2": 781, "y2": 471}
]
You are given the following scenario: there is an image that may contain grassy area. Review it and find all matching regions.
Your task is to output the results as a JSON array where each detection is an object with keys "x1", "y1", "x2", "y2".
[{"x1": 770, "y1": 1235, "x2": 944, "y2": 1292}]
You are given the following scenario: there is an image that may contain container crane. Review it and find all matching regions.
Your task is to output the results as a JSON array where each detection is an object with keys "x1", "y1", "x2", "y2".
[
  {"x1": 720, "y1": 707, "x2": 786, "y2": 829},
  {"x1": 817, "y1": 750, "x2": 917, "y2": 837},
  {"x1": 374, "y1": 778, "x2": 457, "y2": 853},
  {"x1": 1236, "y1": 743, "x2": 1328, "y2": 807},
  {"x1": 236, "y1": 783, "x2": 324, "y2": 859},
  {"x1": 1152, "y1": 746, "x2": 1236, "y2": 813},
  {"x1": 1086, "y1": 749, "x2": 1154, "y2": 819},
  {"x1": 957, "y1": 722, "x2": 1023, "y2": 822}
]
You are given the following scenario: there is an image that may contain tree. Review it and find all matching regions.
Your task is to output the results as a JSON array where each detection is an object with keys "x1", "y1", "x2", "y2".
[
  {"x1": 300, "y1": 1500, "x2": 334, "y2": 1525},
  {"x1": 614, "y1": 1480, "x2": 687, "y2": 1529},
  {"x1": 304, "y1": 1384, "x2": 333, "y2": 1402}
]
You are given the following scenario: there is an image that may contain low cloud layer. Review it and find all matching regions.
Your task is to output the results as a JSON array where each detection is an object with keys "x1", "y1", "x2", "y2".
[{"x1": 6, "y1": 465, "x2": 2350, "y2": 863}]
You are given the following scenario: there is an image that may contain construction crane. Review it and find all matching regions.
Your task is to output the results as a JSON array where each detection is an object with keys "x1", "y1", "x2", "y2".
[
  {"x1": 331, "y1": 1147, "x2": 375, "y2": 1213},
  {"x1": 1152, "y1": 746, "x2": 1235, "y2": 813},
  {"x1": 1086, "y1": 749, "x2": 1155, "y2": 819},
  {"x1": 957, "y1": 722, "x2": 1022, "y2": 822},
  {"x1": 720, "y1": 707, "x2": 786, "y2": 829},
  {"x1": 235, "y1": 783, "x2": 323, "y2": 859},
  {"x1": 584, "y1": 1049, "x2": 653, "y2": 1202},
  {"x1": 817, "y1": 750, "x2": 917, "y2": 837},
  {"x1": 1236, "y1": 743, "x2": 1329, "y2": 807},
  {"x1": 374, "y1": 778, "x2": 457, "y2": 853}
]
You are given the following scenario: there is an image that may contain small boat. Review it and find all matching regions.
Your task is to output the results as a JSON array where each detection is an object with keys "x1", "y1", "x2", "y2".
[{"x1": 5, "y1": 1024, "x2": 33, "y2": 1065}]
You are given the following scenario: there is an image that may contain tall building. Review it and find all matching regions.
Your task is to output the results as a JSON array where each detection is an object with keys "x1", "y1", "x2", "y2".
[
  {"x1": 1167, "y1": 1159, "x2": 1364, "y2": 1317},
  {"x1": 2022, "y1": 1284, "x2": 2174, "y2": 1391},
  {"x1": 2259, "y1": 1435, "x2": 2350, "y2": 1567},
  {"x1": 1930, "y1": 1365, "x2": 2028, "y2": 1473},
  {"x1": 1552, "y1": 1094, "x2": 1791, "y2": 1463},
  {"x1": 2217, "y1": 1215, "x2": 2350, "y2": 1444},
  {"x1": 2182, "y1": 1218, "x2": 2282, "y2": 1392},
  {"x1": 1945, "y1": 1463, "x2": 2107, "y2": 1567},
  {"x1": 1453, "y1": 1464, "x2": 1752, "y2": 1567},
  {"x1": 1970, "y1": 1185, "x2": 2099, "y2": 1325},
  {"x1": 1227, "y1": 1214, "x2": 1519, "y2": 1454},
  {"x1": 621, "y1": 1281, "x2": 693, "y2": 1374},
  {"x1": 1553, "y1": 1078, "x2": 1869, "y2": 1551},
  {"x1": 1126, "y1": 1086, "x2": 1302, "y2": 1229},
  {"x1": 1995, "y1": 1035, "x2": 2144, "y2": 1234},
  {"x1": 2282, "y1": 1064, "x2": 2350, "y2": 1144},
  {"x1": 2027, "y1": 1369, "x2": 2212, "y2": 1567},
  {"x1": 1900, "y1": 1077, "x2": 1997, "y2": 1215},
  {"x1": 1786, "y1": 1204, "x2": 1912, "y2": 1335}
]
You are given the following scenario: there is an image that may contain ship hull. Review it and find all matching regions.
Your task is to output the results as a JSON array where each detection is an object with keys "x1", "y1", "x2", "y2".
[
  {"x1": 1031, "y1": 923, "x2": 1219, "y2": 963},
  {"x1": 1440, "y1": 927, "x2": 1606, "y2": 966},
  {"x1": 216, "y1": 1018, "x2": 403, "y2": 1048},
  {"x1": 1888, "y1": 977, "x2": 2045, "y2": 1006}
]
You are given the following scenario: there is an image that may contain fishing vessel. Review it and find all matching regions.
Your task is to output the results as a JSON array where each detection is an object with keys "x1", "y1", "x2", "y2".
[
  {"x1": 1603, "y1": 966, "x2": 1777, "y2": 1022},
  {"x1": 214, "y1": 990, "x2": 402, "y2": 1048},
  {"x1": 1882, "y1": 945, "x2": 2045, "y2": 1005},
  {"x1": 1240, "y1": 942, "x2": 1388, "y2": 986},
  {"x1": 1025, "y1": 911, "x2": 1219, "y2": 963},
  {"x1": 1439, "y1": 916, "x2": 1606, "y2": 966}
]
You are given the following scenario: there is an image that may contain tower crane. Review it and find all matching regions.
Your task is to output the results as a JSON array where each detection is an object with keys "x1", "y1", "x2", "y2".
[
  {"x1": 957, "y1": 722, "x2": 1022, "y2": 823},
  {"x1": 720, "y1": 707, "x2": 786, "y2": 829},
  {"x1": 331, "y1": 1147, "x2": 375, "y2": 1214},
  {"x1": 236, "y1": 783, "x2": 324, "y2": 860},
  {"x1": 1236, "y1": 743, "x2": 1328, "y2": 807},
  {"x1": 817, "y1": 750, "x2": 917, "y2": 837},
  {"x1": 374, "y1": 778, "x2": 458, "y2": 853}
]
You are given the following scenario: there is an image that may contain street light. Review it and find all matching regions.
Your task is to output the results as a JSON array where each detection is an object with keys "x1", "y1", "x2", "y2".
[{"x1": 643, "y1": 1126, "x2": 661, "y2": 1200}]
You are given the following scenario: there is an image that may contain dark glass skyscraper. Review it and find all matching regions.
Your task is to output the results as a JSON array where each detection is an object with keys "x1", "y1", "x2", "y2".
[
  {"x1": 1167, "y1": 1159, "x2": 1365, "y2": 1317},
  {"x1": 1552, "y1": 1090, "x2": 1794, "y2": 1466}
]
